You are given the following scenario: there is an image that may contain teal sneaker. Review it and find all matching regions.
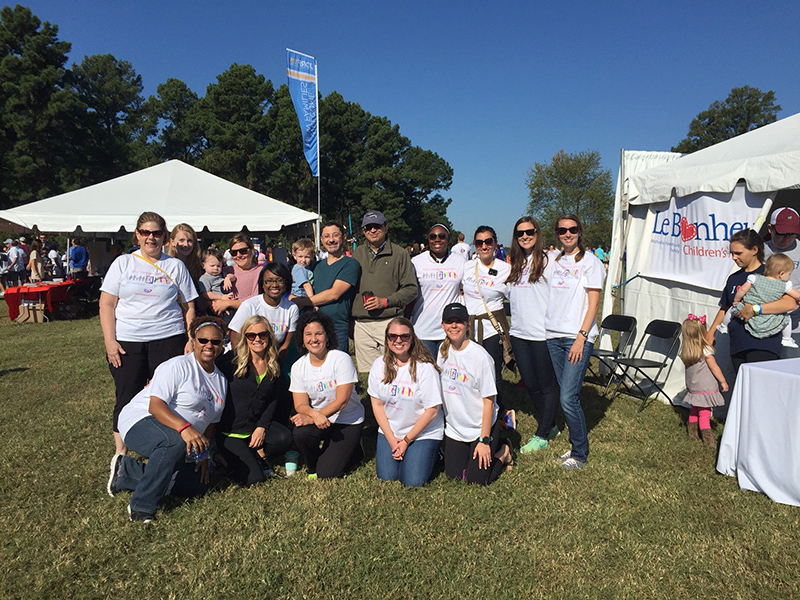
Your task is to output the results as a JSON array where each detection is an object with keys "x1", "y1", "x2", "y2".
[
  {"x1": 520, "y1": 435, "x2": 549, "y2": 454},
  {"x1": 546, "y1": 425, "x2": 560, "y2": 441}
]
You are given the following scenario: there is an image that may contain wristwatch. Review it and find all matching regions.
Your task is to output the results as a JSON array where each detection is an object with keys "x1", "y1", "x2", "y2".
[
  {"x1": 578, "y1": 329, "x2": 589, "y2": 338},
  {"x1": 478, "y1": 436, "x2": 493, "y2": 445}
]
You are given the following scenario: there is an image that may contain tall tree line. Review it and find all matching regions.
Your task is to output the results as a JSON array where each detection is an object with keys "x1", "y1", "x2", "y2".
[{"x1": 0, "y1": 5, "x2": 453, "y2": 244}]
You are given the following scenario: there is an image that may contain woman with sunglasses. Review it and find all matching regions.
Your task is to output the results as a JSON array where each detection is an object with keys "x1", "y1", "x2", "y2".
[
  {"x1": 216, "y1": 315, "x2": 292, "y2": 486},
  {"x1": 290, "y1": 311, "x2": 365, "y2": 479},
  {"x1": 100, "y1": 211, "x2": 199, "y2": 456},
  {"x1": 506, "y1": 217, "x2": 560, "y2": 453},
  {"x1": 107, "y1": 317, "x2": 228, "y2": 523},
  {"x1": 227, "y1": 262, "x2": 299, "y2": 362},
  {"x1": 368, "y1": 318, "x2": 444, "y2": 487},
  {"x1": 545, "y1": 215, "x2": 605, "y2": 470},
  {"x1": 209, "y1": 233, "x2": 262, "y2": 316},
  {"x1": 461, "y1": 225, "x2": 511, "y2": 413},
  {"x1": 438, "y1": 303, "x2": 514, "y2": 485},
  {"x1": 411, "y1": 224, "x2": 466, "y2": 357}
]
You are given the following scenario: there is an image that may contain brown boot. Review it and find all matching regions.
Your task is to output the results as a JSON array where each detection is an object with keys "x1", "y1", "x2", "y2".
[
  {"x1": 688, "y1": 422, "x2": 700, "y2": 441},
  {"x1": 701, "y1": 428, "x2": 717, "y2": 449}
]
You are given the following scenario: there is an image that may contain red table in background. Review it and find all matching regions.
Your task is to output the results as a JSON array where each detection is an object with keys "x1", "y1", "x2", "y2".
[{"x1": 3, "y1": 277, "x2": 98, "y2": 321}]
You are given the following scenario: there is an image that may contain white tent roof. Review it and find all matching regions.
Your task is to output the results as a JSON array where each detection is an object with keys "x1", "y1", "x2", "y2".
[
  {"x1": 630, "y1": 112, "x2": 800, "y2": 205},
  {"x1": 0, "y1": 160, "x2": 318, "y2": 234}
]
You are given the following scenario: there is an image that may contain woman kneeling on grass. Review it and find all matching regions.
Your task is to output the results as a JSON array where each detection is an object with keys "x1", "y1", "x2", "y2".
[
  {"x1": 107, "y1": 317, "x2": 228, "y2": 523},
  {"x1": 216, "y1": 315, "x2": 293, "y2": 486},
  {"x1": 290, "y1": 312, "x2": 365, "y2": 479},
  {"x1": 438, "y1": 303, "x2": 513, "y2": 485},
  {"x1": 368, "y1": 317, "x2": 444, "y2": 487}
]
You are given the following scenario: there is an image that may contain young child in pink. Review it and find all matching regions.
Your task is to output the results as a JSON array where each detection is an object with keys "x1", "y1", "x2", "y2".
[{"x1": 680, "y1": 314, "x2": 728, "y2": 448}]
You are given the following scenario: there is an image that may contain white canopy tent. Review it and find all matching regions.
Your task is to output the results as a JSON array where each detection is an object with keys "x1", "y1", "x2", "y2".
[
  {"x1": 607, "y1": 113, "x2": 800, "y2": 405},
  {"x1": 0, "y1": 159, "x2": 319, "y2": 236}
]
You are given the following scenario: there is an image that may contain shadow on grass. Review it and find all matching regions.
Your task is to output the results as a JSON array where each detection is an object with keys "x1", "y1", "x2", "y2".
[{"x1": 0, "y1": 366, "x2": 27, "y2": 378}]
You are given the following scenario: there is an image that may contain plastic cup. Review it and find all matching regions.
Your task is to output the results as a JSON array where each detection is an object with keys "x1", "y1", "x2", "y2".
[{"x1": 285, "y1": 462, "x2": 297, "y2": 476}]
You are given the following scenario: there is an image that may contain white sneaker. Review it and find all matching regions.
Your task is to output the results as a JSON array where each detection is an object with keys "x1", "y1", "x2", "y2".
[
  {"x1": 716, "y1": 324, "x2": 728, "y2": 334},
  {"x1": 781, "y1": 337, "x2": 799, "y2": 349}
]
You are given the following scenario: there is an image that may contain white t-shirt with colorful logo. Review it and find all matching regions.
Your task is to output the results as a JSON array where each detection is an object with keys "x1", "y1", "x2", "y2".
[
  {"x1": 289, "y1": 349, "x2": 364, "y2": 425},
  {"x1": 462, "y1": 258, "x2": 510, "y2": 340},
  {"x1": 117, "y1": 353, "x2": 227, "y2": 441},
  {"x1": 545, "y1": 251, "x2": 606, "y2": 342},
  {"x1": 100, "y1": 251, "x2": 198, "y2": 342},
  {"x1": 367, "y1": 358, "x2": 444, "y2": 441},
  {"x1": 228, "y1": 295, "x2": 299, "y2": 345},
  {"x1": 437, "y1": 341, "x2": 498, "y2": 442},
  {"x1": 508, "y1": 253, "x2": 551, "y2": 341},
  {"x1": 411, "y1": 251, "x2": 466, "y2": 341}
]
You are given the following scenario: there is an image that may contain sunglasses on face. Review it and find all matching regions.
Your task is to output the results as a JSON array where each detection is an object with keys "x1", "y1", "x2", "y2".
[
  {"x1": 428, "y1": 232, "x2": 448, "y2": 241},
  {"x1": 230, "y1": 247, "x2": 250, "y2": 256},
  {"x1": 474, "y1": 237, "x2": 494, "y2": 247},
  {"x1": 137, "y1": 228, "x2": 164, "y2": 238},
  {"x1": 196, "y1": 337, "x2": 222, "y2": 346},
  {"x1": 515, "y1": 228, "x2": 537, "y2": 238},
  {"x1": 363, "y1": 224, "x2": 384, "y2": 232},
  {"x1": 443, "y1": 318, "x2": 465, "y2": 325},
  {"x1": 244, "y1": 331, "x2": 270, "y2": 341},
  {"x1": 387, "y1": 333, "x2": 412, "y2": 342},
  {"x1": 556, "y1": 226, "x2": 580, "y2": 235}
]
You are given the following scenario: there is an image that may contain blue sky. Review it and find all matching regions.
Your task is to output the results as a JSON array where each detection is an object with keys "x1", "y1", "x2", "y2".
[{"x1": 22, "y1": 0, "x2": 800, "y2": 245}]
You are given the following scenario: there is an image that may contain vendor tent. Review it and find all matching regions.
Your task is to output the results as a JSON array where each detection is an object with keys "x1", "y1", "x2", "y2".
[
  {"x1": 0, "y1": 160, "x2": 318, "y2": 236},
  {"x1": 607, "y1": 113, "x2": 800, "y2": 404}
]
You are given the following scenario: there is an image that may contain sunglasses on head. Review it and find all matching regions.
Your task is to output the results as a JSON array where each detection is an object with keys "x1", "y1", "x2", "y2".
[
  {"x1": 387, "y1": 332, "x2": 412, "y2": 342},
  {"x1": 515, "y1": 228, "x2": 537, "y2": 238},
  {"x1": 196, "y1": 337, "x2": 222, "y2": 346},
  {"x1": 474, "y1": 237, "x2": 494, "y2": 247},
  {"x1": 137, "y1": 228, "x2": 164, "y2": 238},
  {"x1": 230, "y1": 247, "x2": 250, "y2": 256},
  {"x1": 428, "y1": 232, "x2": 448, "y2": 241},
  {"x1": 244, "y1": 331, "x2": 270, "y2": 341},
  {"x1": 556, "y1": 226, "x2": 580, "y2": 235}
]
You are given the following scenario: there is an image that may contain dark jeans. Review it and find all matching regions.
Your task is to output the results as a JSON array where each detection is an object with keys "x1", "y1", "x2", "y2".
[
  {"x1": 375, "y1": 434, "x2": 440, "y2": 487},
  {"x1": 420, "y1": 339, "x2": 442, "y2": 359},
  {"x1": 334, "y1": 328, "x2": 350, "y2": 353},
  {"x1": 110, "y1": 333, "x2": 187, "y2": 431},
  {"x1": 293, "y1": 421, "x2": 364, "y2": 479},
  {"x1": 443, "y1": 418, "x2": 504, "y2": 486},
  {"x1": 117, "y1": 416, "x2": 207, "y2": 515},
  {"x1": 217, "y1": 422, "x2": 293, "y2": 486},
  {"x1": 731, "y1": 349, "x2": 778, "y2": 375},
  {"x1": 511, "y1": 336, "x2": 559, "y2": 438},
  {"x1": 481, "y1": 335, "x2": 505, "y2": 411}
]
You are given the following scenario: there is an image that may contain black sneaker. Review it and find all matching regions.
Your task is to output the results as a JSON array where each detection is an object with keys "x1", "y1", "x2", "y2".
[
  {"x1": 107, "y1": 453, "x2": 124, "y2": 497},
  {"x1": 258, "y1": 456, "x2": 274, "y2": 478},
  {"x1": 127, "y1": 505, "x2": 155, "y2": 524}
]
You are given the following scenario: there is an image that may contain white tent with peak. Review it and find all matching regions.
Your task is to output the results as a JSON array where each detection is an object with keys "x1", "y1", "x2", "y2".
[
  {"x1": 0, "y1": 160, "x2": 318, "y2": 235},
  {"x1": 606, "y1": 112, "x2": 800, "y2": 404}
]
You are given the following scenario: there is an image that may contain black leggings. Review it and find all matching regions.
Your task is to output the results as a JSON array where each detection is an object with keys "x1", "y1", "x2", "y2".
[
  {"x1": 511, "y1": 336, "x2": 559, "y2": 438},
  {"x1": 481, "y1": 335, "x2": 505, "y2": 411},
  {"x1": 110, "y1": 333, "x2": 187, "y2": 431},
  {"x1": 217, "y1": 423, "x2": 293, "y2": 486},
  {"x1": 443, "y1": 418, "x2": 505, "y2": 486},
  {"x1": 293, "y1": 422, "x2": 364, "y2": 479}
]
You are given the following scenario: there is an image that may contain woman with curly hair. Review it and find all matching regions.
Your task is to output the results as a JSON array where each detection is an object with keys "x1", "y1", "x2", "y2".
[
  {"x1": 289, "y1": 311, "x2": 364, "y2": 479},
  {"x1": 216, "y1": 315, "x2": 293, "y2": 486},
  {"x1": 368, "y1": 317, "x2": 444, "y2": 487}
]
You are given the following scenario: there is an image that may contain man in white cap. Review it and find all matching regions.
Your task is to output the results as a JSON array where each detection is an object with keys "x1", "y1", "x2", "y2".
[
  {"x1": 5, "y1": 238, "x2": 27, "y2": 286},
  {"x1": 764, "y1": 206, "x2": 800, "y2": 356},
  {"x1": 351, "y1": 209, "x2": 417, "y2": 372}
]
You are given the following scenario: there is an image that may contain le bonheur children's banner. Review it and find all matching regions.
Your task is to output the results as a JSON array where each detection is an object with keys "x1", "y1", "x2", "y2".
[{"x1": 645, "y1": 186, "x2": 765, "y2": 291}]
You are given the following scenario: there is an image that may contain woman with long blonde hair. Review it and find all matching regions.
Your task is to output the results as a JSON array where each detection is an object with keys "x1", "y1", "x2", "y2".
[
  {"x1": 216, "y1": 315, "x2": 292, "y2": 485},
  {"x1": 368, "y1": 317, "x2": 444, "y2": 487},
  {"x1": 167, "y1": 223, "x2": 203, "y2": 283}
]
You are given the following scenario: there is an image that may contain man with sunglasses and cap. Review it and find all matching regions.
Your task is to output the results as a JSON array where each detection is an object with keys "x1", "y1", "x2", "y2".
[
  {"x1": 764, "y1": 207, "x2": 800, "y2": 356},
  {"x1": 352, "y1": 210, "x2": 417, "y2": 373}
]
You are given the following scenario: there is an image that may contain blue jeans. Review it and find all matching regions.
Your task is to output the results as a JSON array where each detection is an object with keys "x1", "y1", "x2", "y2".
[
  {"x1": 375, "y1": 434, "x2": 440, "y2": 487},
  {"x1": 117, "y1": 416, "x2": 207, "y2": 514},
  {"x1": 420, "y1": 339, "x2": 442, "y2": 359},
  {"x1": 334, "y1": 328, "x2": 349, "y2": 353},
  {"x1": 547, "y1": 337, "x2": 592, "y2": 463},
  {"x1": 511, "y1": 337, "x2": 559, "y2": 438}
]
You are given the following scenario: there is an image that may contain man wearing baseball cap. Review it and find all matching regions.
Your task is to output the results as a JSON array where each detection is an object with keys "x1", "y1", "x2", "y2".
[
  {"x1": 351, "y1": 209, "x2": 417, "y2": 372},
  {"x1": 765, "y1": 206, "x2": 800, "y2": 356}
]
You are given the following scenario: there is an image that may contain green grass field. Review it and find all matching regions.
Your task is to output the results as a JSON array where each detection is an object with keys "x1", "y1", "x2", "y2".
[{"x1": 2, "y1": 303, "x2": 799, "y2": 599}]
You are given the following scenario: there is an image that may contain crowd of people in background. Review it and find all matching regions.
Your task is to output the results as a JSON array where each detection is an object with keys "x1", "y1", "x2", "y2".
[{"x1": 11, "y1": 204, "x2": 796, "y2": 523}]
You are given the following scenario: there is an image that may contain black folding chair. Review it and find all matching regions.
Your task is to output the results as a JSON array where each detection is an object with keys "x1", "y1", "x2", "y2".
[
  {"x1": 607, "y1": 319, "x2": 682, "y2": 412},
  {"x1": 587, "y1": 314, "x2": 637, "y2": 396}
]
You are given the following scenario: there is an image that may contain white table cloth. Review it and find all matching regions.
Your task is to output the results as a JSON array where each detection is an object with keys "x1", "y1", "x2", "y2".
[{"x1": 717, "y1": 357, "x2": 800, "y2": 506}]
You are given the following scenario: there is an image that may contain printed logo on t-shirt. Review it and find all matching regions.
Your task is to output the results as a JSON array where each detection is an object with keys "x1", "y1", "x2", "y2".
[
  {"x1": 442, "y1": 366, "x2": 469, "y2": 383},
  {"x1": 272, "y1": 322, "x2": 290, "y2": 334},
  {"x1": 553, "y1": 265, "x2": 580, "y2": 288},
  {"x1": 316, "y1": 379, "x2": 337, "y2": 392},
  {"x1": 420, "y1": 269, "x2": 460, "y2": 281}
]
